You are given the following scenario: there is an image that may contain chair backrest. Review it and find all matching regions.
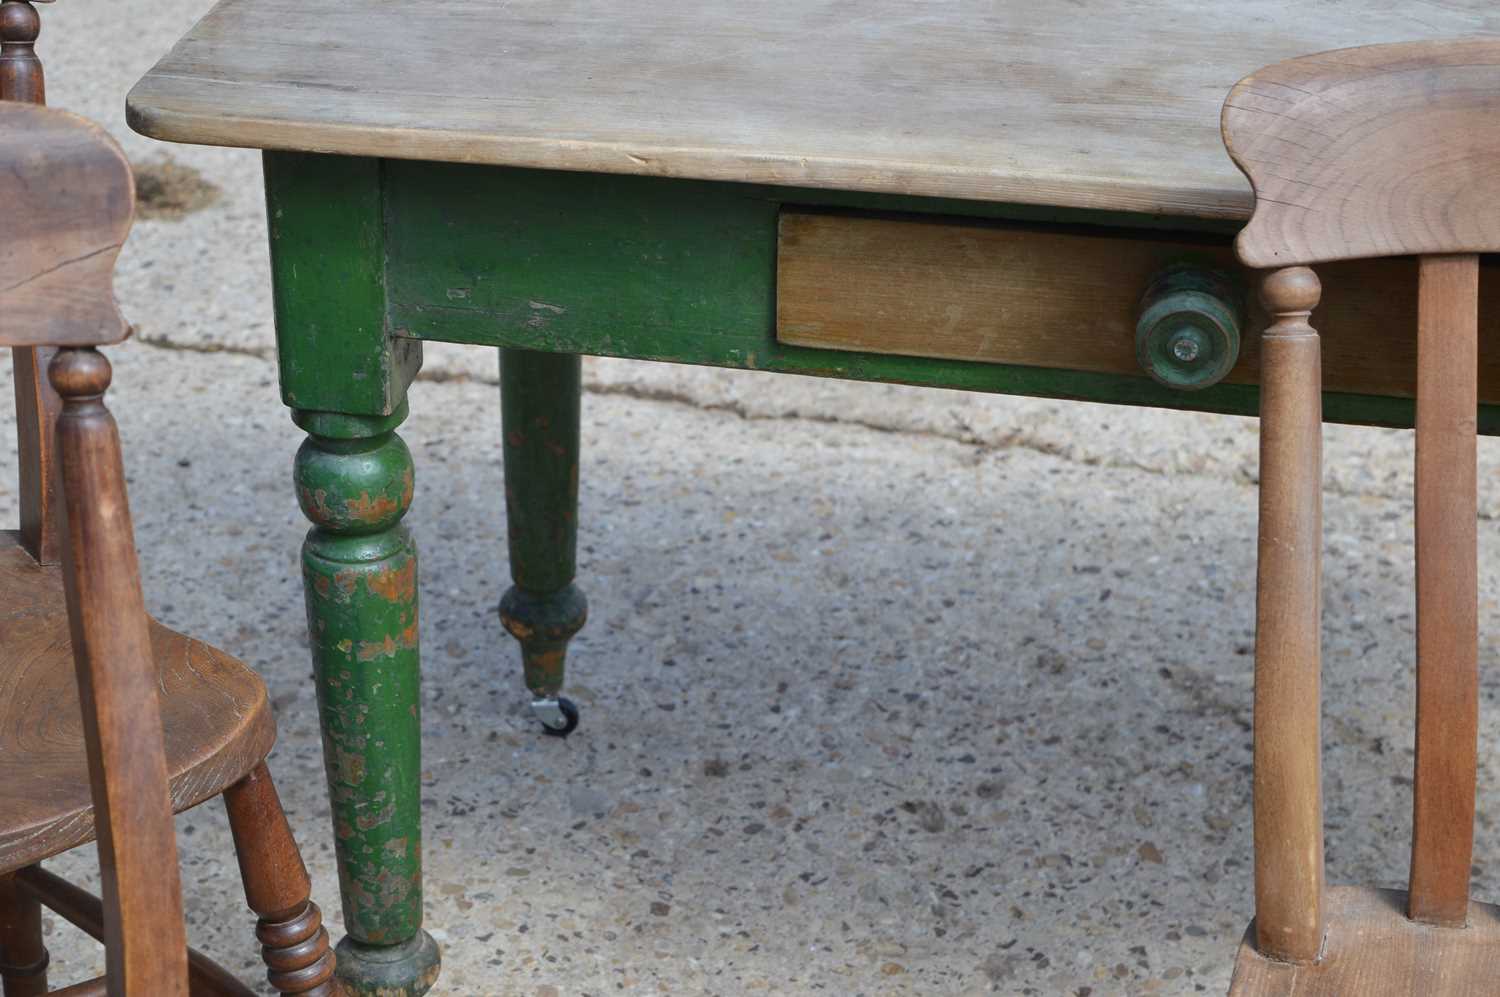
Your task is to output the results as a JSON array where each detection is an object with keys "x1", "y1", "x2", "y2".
[
  {"x1": 1, "y1": 4, "x2": 191, "y2": 992},
  {"x1": 2, "y1": 0, "x2": 61, "y2": 564},
  {"x1": 0, "y1": 103, "x2": 133, "y2": 347},
  {"x1": 1225, "y1": 38, "x2": 1500, "y2": 267},
  {"x1": 1222, "y1": 39, "x2": 1500, "y2": 966}
]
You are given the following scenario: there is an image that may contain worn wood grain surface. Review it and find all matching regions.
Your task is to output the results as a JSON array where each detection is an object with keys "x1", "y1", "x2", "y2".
[
  {"x1": 1409, "y1": 255, "x2": 1480, "y2": 927},
  {"x1": 0, "y1": 103, "x2": 133, "y2": 350},
  {"x1": 50, "y1": 348, "x2": 190, "y2": 994},
  {"x1": 127, "y1": 0, "x2": 1500, "y2": 219},
  {"x1": 1228, "y1": 887, "x2": 1500, "y2": 996},
  {"x1": 1249, "y1": 267, "x2": 1326, "y2": 964},
  {"x1": 1227, "y1": 40, "x2": 1500, "y2": 989},
  {"x1": 775, "y1": 211, "x2": 1500, "y2": 399},
  {"x1": 0, "y1": 533, "x2": 275, "y2": 874},
  {"x1": 1226, "y1": 40, "x2": 1500, "y2": 266}
]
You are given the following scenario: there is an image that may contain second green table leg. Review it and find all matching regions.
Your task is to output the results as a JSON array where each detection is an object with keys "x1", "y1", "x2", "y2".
[{"x1": 498, "y1": 349, "x2": 588, "y2": 734}]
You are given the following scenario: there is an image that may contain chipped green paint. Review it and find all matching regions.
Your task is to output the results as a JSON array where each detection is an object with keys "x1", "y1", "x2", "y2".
[
  {"x1": 333, "y1": 934, "x2": 442, "y2": 997},
  {"x1": 498, "y1": 350, "x2": 587, "y2": 698},
  {"x1": 268, "y1": 151, "x2": 1500, "y2": 997},
  {"x1": 264, "y1": 152, "x2": 421, "y2": 416},
  {"x1": 1134, "y1": 265, "x2": 1245, "y2": 391},
  {"x1": 499, "y1": 583, "x2": 588, "y2": 698},
  {"x1": 295, "y1": 409, "x2": 417, "y2": 538},
  {"x1": 293, "y1": 404, "x2": 438, "y2": 995}
]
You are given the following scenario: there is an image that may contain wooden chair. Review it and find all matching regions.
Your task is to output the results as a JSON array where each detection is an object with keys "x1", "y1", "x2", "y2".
[
  {"x1": 0, "y1": 4, "x2": 337, "y2": 995},
  {"x1": 1222, "y1": 40, "x2": 1500, "y2": 994}
]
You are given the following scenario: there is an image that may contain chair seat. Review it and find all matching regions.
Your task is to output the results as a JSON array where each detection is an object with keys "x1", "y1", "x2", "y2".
[
  {"x1": 0, "y1": 532, "x2": 276, "y2": 874},
  {"x1": 1229, "y1": 886, "x2": 1500, "y2": 996}
]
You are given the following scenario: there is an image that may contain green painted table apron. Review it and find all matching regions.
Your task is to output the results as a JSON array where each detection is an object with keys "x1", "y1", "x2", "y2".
[{"x1": 126, "y1": 1, "x2": 1500, "y2": 992}]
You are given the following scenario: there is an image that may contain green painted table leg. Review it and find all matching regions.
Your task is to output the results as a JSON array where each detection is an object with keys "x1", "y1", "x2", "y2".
[
  {"x1": 294, "y1": 405, "x2": 440, "y2": 996},
  {"x1": 498, "y1": 349, "x2": 588, "y2": 732},
  {"x1": 267, "y1": 151, "x2": 435, "y2": 994}
]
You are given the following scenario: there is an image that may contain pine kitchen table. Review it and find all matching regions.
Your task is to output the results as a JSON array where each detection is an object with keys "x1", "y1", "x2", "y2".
[{"x1": 128, "y1": 2, "x2": 1500, "y2": 992}]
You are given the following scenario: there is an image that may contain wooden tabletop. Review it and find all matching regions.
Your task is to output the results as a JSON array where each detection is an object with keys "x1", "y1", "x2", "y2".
[{"x1": 127, "y1": 1, "x2": 1499, "y2": 220}]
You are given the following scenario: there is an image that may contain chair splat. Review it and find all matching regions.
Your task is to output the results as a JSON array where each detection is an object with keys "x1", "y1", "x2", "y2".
[{"x1": 1409, "y1": 253, "x2": 1481, "y2": 928}]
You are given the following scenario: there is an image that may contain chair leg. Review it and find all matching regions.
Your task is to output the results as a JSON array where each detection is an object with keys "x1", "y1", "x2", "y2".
[
  {"x1": 0, "y1": 872, "x2": 47, "y2": 997},
  {"x1": 222, "y1": 763, "x2": 337, "y2": 997}
]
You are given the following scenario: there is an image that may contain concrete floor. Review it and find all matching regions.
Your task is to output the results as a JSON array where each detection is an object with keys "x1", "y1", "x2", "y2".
[{"x1": 8, "y1": 4, "x2": 1500, "y2": 995}]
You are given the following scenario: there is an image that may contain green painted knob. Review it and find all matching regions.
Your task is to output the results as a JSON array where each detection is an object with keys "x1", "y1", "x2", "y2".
[{"x1": 1135, "y1": 265, "x2": 1244, "y2": 391}]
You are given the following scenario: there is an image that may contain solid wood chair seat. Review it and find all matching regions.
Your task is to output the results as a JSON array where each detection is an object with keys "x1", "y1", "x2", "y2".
[
  {"x1": 1229, "y1": 887, "x2": 1500, "y2": 996},
  {"x1": 0, "y1": 531, "x2": 276, "y2": 874}
]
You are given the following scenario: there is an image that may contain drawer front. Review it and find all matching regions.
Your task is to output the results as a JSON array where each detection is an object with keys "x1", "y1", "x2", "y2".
[{"x1": 776, "y1": 210, "x2": 1500, "y2": 403}]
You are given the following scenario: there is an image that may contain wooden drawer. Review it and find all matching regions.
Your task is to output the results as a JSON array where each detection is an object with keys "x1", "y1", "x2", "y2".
[{"x1": 776, "y1": 210, "x2": 1500, "y2": 402}]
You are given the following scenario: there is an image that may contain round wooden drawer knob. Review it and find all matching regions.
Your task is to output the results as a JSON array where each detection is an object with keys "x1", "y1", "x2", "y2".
[{"x1": 1135, "y1": 265, "x2": 1244, "y2": 391}]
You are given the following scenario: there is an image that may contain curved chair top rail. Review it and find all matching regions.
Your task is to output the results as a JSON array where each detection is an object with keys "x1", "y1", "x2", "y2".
[
  {"x1": 1223, "y1": 38, "x2": 1500, "y2": 269},
  {"x1": 0, "y1": 101, "x2": 133, "y2": 349}
]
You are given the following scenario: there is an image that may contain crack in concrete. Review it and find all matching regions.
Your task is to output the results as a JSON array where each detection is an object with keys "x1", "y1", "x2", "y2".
[
  {"x1": 127, "y1": 332, "x2": 1425, "y2": 500},
  {"x1": 133, "y1": 331, "x2": 1113, "y2": 469},
  {"x1": 575, "y1": 380, "x2": 1205, "y2": 481},
  {"x1": 134, "y1": 333, "x2": 271, "y2": 359}
]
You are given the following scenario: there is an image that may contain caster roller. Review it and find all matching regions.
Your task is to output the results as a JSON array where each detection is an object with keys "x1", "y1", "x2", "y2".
[{"x1": 532, "y1": 696, "x2": 580, "y2": 737}]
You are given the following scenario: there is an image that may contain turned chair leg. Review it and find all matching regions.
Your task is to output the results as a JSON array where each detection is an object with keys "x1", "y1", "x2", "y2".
[
  {"x1": 223, "y1": 763, "x2": 337, "y2": 997},
  {"x1": 0, "y1": 872, "x2": 47, "y2": 997}
]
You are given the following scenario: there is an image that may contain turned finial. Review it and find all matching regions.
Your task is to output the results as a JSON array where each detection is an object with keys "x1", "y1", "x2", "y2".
[
  {"x1": 0, "y1": 1, "x2": 39, "y2": 45},
  {"x1": 1260, "y1": 267, "x2": 1321, "y2": 325},
  {"x1": 0, "y1": 0, "x2": 45, "y2": 104},
  {"x1": 49, "y1": 348, "x2": 112, "y2": 400}
]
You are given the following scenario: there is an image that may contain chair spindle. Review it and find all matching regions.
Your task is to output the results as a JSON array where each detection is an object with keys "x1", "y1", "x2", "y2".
[
  {"x1": 51, "y1": 348, "x2": 190, "y2": 996},
  {"x1": 1252, "y1": 266, "x2": 1326, "y2": 964}
]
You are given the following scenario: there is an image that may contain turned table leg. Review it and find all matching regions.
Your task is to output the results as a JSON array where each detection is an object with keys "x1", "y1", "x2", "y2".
[
  {"x1": 294, "y1": 405, "x2": 439, "y2": 996},
  {"x1": 498, "y1": 349, "x2": 588, "y2": 736},
  {"x1": 265, "y1": 150, "x2": 433, "y2": 995}
]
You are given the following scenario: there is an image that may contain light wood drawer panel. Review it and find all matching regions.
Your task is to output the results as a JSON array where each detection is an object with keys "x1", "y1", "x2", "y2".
[{"x1": 776, "y1": 210, "x2": 1500, "y2": 402}]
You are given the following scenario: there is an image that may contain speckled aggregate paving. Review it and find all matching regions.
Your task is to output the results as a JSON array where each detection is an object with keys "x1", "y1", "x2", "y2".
[{"x1": 6, "y1": 4, "x2": 1500, "y2": 996}]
